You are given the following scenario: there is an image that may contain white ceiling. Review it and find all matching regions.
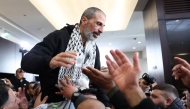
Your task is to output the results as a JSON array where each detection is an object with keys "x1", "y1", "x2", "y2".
[{"x1": 0, "y1": 0, "x2": 147, "y2": 54}]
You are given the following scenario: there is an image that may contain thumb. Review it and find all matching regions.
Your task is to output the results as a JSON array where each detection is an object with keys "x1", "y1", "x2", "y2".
[
  {"x1": 180, "y1": 66, "x2": 190, "y2": 77},
  {"x1": 42, "y1": 96, "x2": 48, "y2": 103}
]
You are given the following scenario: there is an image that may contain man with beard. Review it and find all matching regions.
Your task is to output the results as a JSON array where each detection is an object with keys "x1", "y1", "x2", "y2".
[
  {"x1": 21, "y1": 7, "x2": 107, "y2": 109},
  {"x1": 150, "y1": 84, "x2": 184, "y2": 109}
]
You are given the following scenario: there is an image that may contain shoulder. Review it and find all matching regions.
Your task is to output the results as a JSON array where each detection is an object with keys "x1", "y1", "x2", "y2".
[{"x1": 44, "y1": 24, "x2": 75, "y2": 42}]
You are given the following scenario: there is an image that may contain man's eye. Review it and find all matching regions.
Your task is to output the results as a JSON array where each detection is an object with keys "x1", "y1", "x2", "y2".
[{"x1": 96, "y1": 22, "x2": 102, "y2": 26}]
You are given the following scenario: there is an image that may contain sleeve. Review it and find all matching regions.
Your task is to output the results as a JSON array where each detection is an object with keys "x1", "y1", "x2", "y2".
[
  {"x1": 93, "y1": 84, "x2": 112, "y2": 108},
  {"x1": 131, "y1": 98, "x2": 157, "y2": 109},
  {"x1": 109, "y1": 89, "x2": 130, "y2": 109},
  {"x1": 21, "y1": 30, "x2": 69, "y2": 74}
]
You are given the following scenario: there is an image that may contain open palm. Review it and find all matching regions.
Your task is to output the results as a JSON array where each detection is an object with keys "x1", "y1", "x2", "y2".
[{"x1": 106, "y1": 50, "x2": 141, "y2": 93}]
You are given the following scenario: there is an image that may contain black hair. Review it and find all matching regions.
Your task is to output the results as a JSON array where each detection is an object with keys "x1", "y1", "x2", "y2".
[
  {"x1": 0, "y1": 84, "x2": 10, "y2": 108},
  {"x1": 153, "y1": 84, "x2": 179, "y2": 98},
  {"x1": 26, "y1": 82, "x2": 35, "y2": 90}
]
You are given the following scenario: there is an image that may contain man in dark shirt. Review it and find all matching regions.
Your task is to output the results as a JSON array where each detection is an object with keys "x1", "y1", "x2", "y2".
[
  {"x1": 150, "y1": 84, "x2": 184, "y2": 109},
  {"x1": 10, "y1": 68, "x2": 29, "y2": 92}
]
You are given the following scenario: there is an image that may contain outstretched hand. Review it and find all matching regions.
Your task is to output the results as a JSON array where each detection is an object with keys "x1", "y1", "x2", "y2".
[
  {"x1": 34, "y1": 93, "x2": 48, "y2": 108},
  {"x1": 55, "y1": 75, "x2": 77, "y2": 99},
  {"x1": 82, "y1": 66, "x2": 115, "y2": 93},
  {"x1": 17, "y1": 88, "x2": 28, "y2": 109},
  {"x1": 106, "y1": 50, "x2": 141, "y2": 93},
  {"x1": 172, "y1": 57, "x2": 190, "y2": 88},
  {"x1": 106, "y1": 50, "x2": 146, "y2": 107}
]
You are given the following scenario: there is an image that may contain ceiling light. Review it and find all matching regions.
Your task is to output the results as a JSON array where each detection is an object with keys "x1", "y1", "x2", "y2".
[
  {"x1": 138, "y1": 42, "x2": 141, "y2": 44},
  {"x1": 133, "y1": 47, "x2": 136, "y2": 49},
  {"x1": 175, "y1": 20, "x2": 179, "y2": 22},
  {"x1": 38, "y1": 28, "x2": 45, "y2": 31},
  {"x1": 0, "y1": 16, "x2": 40, "y2": 42},
  {"x1": 109, "y1": 43, "x2": 112, "y2": 45},
  {"x1": 29, "y1": 0, "x2": 138, "y2": 31},
  {"x1": 1, "y1": 33, "x2": 9, "y2": 39},
  {"x1": 20, "y1": 41, "x2": 29, "y2": 48}
]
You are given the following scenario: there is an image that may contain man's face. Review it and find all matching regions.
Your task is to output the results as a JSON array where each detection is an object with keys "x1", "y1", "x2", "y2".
[
  {"x1": 28, "y1": 83, "x2": 34, "y2": 95},
  {"x1": 139, "y1": 79, "x2": 149, "y2": 91},
  {"x1": 16, "y1": 69, "x2": 24, "y2": 79},
  {"x1": 150, "y1": 89, "x2": 167, "y2": 109},
  {"x1": 83, "y1": 11, "x2": 106, "y2": 41},
  {"x1": 2, "y1": 88, "x2": 20, "y2": 109}
]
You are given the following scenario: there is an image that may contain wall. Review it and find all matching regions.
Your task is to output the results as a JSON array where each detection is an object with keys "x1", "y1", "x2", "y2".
[
  {"x1": 100, "y1": 50, "x2": 148, "y2": 77},
  {"x1": 0, "y1": 37, "x2": 35, "y2": 82}
]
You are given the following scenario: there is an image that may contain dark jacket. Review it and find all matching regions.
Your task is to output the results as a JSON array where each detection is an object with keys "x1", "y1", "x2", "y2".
[
  {"x1": 10, "y1": 76, "x2": 29, "y2": 92},
  {"x1": 166, "y1": 98, "x2": 185, "y2": 109},
  {"x1": 109, "y1": 89, "x2": 157, "y2": 109},
  {"x1": 21, "y1": 24, "x2": 101, "y2": 103}
]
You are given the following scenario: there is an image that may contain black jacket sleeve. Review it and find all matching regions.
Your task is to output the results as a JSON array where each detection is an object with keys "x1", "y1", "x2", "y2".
[
  {"x1": 21, "y1": 29, "x2": 70, "y2": 74},
  {"x1": 132, "y1": 98, "x2": 157, "y2": 109},
  {"x1": 110, "y1": 90, "x2": 157, "y2": 109},
  {"x1": 110, "y1": 90, "x2": 130, "y2": 109}
]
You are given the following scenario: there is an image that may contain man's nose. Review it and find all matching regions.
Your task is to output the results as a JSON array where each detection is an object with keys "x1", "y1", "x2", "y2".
[{"x1": 99, "y1": 25, "x2": 104, "y2": 33}]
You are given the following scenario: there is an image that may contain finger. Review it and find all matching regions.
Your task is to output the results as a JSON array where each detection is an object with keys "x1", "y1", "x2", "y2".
[
  {"x1": 86, "y1": 66, "x2": 102, "y2": 76},
  {"x1": 55, "y1": 84, "x2": 63, "y2": 90},
  {"x1": 105, "y1": 55, "x2": 118, "y2": 70},
  {"x1": 180, "y1": 66, "x2": 190, "y2": 77},
  {"x1": 108, "y1": 50, "x2": 123, "y2": 66},
  {"x1": 172, "y1": 70, "x2": 179, "y2": 80},
  {"x1": 115, "y1": 49, "x2": 132, "y2": 66},
  {"x1": 55, "y1": 92, "x2": 64, "y2": 95},
  {"x1": 82, "y1": 68, "x2": 94, "y2": 79},
  {"x1": 58, "y1": 79, "x2": 67, "y2": 87},
  {"x1": 64, "y1": 75, "x2": 71, "y2": 85},
  {"x1": 38, "y1": 93, "x2": 42, "y2": 99},
  {"x1": 106, "y1": 60, "x2": 115, "y2": 76},
  {"x1": 58, "y1": 52, "x2": 77, "y2": 59},
  {"x1": 56, "y1": 58, "x2": 76, "y2": 66},
  {"x1": 133, "y1": 52, "x2": 141, "y2": 71},
  {"x1": 22, "y1": 88, "x2": 25, "y2": 94},
  {"x1": 42, "y1": 96, "x2": 48, "y2": 103},
  {"x1": 172, "y1": 64, "x2": 181, "y2": 72},
  {"x1": 174, "y1": 57, "x2": 190, "y2": 70},
  {"x1": 17, "y1": 87, "x2": 21, "y2": 97}
]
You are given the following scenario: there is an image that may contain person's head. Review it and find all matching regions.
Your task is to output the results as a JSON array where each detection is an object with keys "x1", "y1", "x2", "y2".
[
  {"x1": 150, "y1": 84, "x2": 179, "y2": 109},
  {"x1": 79, "y1": 7, "x2": 106, "y2": 42},
  {"x1": 0, "y1": 84, "x2": 20, "y2": 109},
  {"x1": 139, "y1": 78, "x2": 149, "y2": 92},
  {"x1": 77, "y1": 98, "x2": 105, "y2": 109},
  {"x1": 32, "y1": 83, "x2": 40, "y2": 95},
  {"x1": 16, "y1": 68, "x2": 24, "y2": 79},
  {"x1": 34, "y1": 86, "x2": 41, "y2": 100},
  {"x1": 26, "y1": 82, "x2": 35, "y2": 96},
  {"x1": 182, "y1": 89, "x2": 189, "y2": 95}
]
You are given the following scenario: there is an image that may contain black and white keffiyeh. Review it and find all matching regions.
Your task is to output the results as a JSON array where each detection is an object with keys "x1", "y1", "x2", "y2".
[{"x1": 58, "y1": 24, "x2": 96, "y2": 89}]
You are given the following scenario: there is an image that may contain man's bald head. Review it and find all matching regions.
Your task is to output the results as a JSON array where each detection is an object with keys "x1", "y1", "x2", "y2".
[{"x1": 77, "y1": 99, "x2": 105, "y2": 109}]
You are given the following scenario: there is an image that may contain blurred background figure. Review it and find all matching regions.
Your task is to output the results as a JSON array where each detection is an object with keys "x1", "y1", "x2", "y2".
[
  {"x1": 139, "y1": 73, "x2": 156, "y2": 96},
  {"x1": 10, "y1": 68, "x2": 29, "y2": 92}
]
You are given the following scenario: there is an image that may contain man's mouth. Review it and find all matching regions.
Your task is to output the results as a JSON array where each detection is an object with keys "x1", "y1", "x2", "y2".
[{"x1": 93, "y1": 32, "x2": 100, "y2": 38}]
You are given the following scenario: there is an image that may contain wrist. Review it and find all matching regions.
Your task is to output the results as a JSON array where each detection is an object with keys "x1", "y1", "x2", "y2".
[
  {"x1": 107, "y1": 86, "x2": 118, "y2": 99},
  {"x1": 123, "y1": 86, "x2": 146, "y2": 107},
  {"x1": 104, "y1": 84, "x2": 116, "y2": 94},
  {"x1": 71, "y1": 92, "x2": 87, "y2": 108}
]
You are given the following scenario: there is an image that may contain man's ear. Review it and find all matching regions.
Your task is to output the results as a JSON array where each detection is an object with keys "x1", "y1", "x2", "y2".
[
  {"x1": 81, "y1": 16, "x2": 88, "y2": 25},
  {"x1": 166, "y1": 97, "x2": 173, "y2": 106}
]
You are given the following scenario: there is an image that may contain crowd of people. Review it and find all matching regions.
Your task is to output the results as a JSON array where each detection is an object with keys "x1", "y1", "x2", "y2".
[{"x1": 0, "y1": 7, "x2": 189, "y2": 109}]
